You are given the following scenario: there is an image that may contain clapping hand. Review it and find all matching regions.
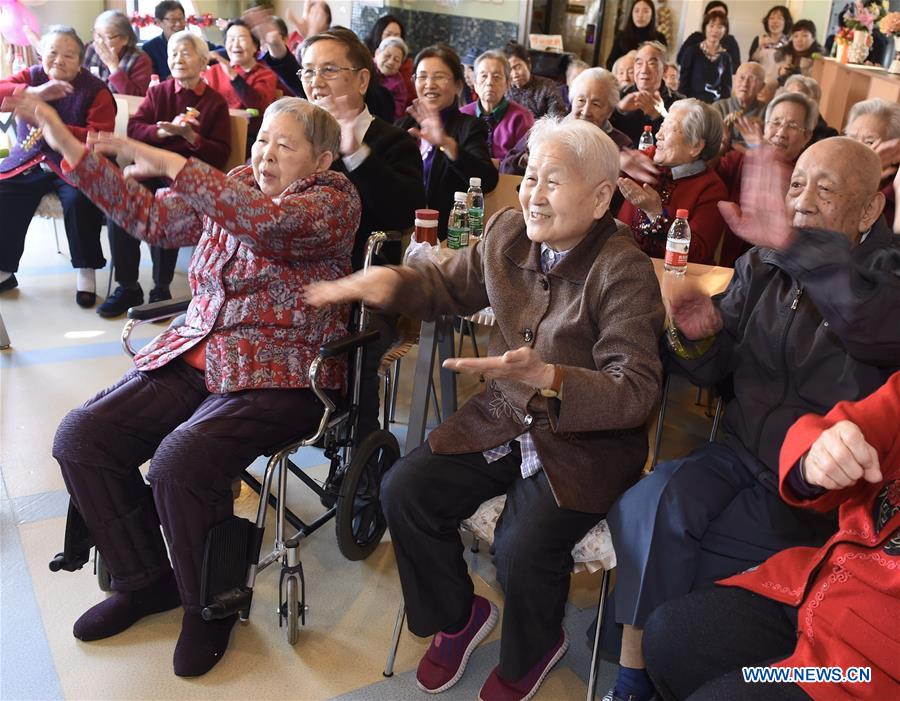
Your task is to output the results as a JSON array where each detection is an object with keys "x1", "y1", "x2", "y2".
[
  {"x1": 156, "y1": 113, "x2": 200, "y2": 144},
  {"x1": 802, "y1": 420, "x2": 882, "y2": 490},
  {"x1": 443, "y1": 347, "x2": 556, "y2": 389},
  {"x1": 406, "y1": 98, "x2": 447, "y2": 147},
  {"x1": 617, "y1": 176, "x2": 662, "y2": 218},
  {"x1": 212, "y1": 52, "x2": 238, "y2": 80},
  {"x1": 303, "y1": 267, "x2": 400, "y2": 309},
  {"x1": 734, "y1": 115, "x2": 762, "y2": 148},
  {"x1": 313, "y1": 94, "x2": 362, "y2": 155},
  {"x1": 26, "y1": 79, "x2": 73, "y2": 102},
  {"x1": 619, "y1": 148, "x2": 660, "y2": 185},
  {"x1": 661, "y1": 274, "x2": 724, "y2": 341}
]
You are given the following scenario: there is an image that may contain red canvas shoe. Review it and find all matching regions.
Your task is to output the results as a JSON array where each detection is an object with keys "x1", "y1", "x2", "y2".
[
  {"x1": 478, "y1": 629, "x2": 569, "y2": 701},
  {"x1": 416, "y1": 595, "x2": 499, "y2": 693}
]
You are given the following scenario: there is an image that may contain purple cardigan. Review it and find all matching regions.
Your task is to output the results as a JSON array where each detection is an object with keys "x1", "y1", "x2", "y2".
[{"x1": 460, "y1": 99, "x2": 534, "y2": 161}]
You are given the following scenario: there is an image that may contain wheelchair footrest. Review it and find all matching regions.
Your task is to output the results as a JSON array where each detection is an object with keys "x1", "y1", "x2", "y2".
[
  {"x1": 48, "y1": 549, "x2": 91, "y2": 572},
  {"x1": 201, "y1": 587, "x2": 253, "y2": 621}
]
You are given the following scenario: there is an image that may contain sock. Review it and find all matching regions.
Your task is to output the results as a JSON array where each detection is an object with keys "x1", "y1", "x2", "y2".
[
  {"x1": 0, "y1": 271, "x2": 11, "y2": 283},
  {"x1": 613, "y1": 665, "x2": 654, "y2": 701},
  {"x1": 173, "y1": 611, "x2": 238, "y2": 677},
  {"x1": 76, "y1": 268, "x2": 96, "y2": 293}
]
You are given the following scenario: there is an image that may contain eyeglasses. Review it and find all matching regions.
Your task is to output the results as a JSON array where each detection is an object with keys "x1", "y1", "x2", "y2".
[
  {"x1": 161, "y1": 15, "x2": 185, "y2": 24},
  {"x1": 767, "y1": 118, "x2": 805, "y2": 133},
  {"x1": 414, "y1": 73, "x2": 453, "y2": 85},
  {"x1": 298, "y1": 65, "x2": 363, "y2": 81}
]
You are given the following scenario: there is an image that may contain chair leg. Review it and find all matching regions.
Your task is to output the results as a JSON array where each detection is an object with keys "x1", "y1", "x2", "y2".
[
  {"x1": 383, "y1": 599, "x2": 406, "y2": 677},
  {"x1": 382, "y1": 370, "x2": 392, "y2": 431},
  {"x1": 429, "y1": 381, "x2": 442, "y2": 424},
  {"x1": 51, "y1": 218, "x2": 62, "y2": 255},
  {"x1": 586, "y1": 568, "x2": 612, "y2": 701},
  {"x1": 389, "y1": 359, "x2": 401, "y2": 423},
  {"x1": 709, "y1": 396, "x2": 724, "y2": 442},
  {"x1": 651, "y1": 374, "x2": 670, "y2": 468}
]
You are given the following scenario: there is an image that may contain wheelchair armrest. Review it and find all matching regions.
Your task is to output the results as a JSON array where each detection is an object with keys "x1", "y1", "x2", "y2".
[
  {"x1": 318, "y1": 329, "x2": 380, "y2": 359},
  {"x1": 127, "y1": 297, "x2": 191, "y2": 321}
]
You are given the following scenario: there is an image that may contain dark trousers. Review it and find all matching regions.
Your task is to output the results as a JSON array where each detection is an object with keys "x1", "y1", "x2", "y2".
[
  {"x1": 0, "y1": 167, "x2": 105, "y2": 272},
  {"x1": 644, "y1": 586, "x2": 810, "y2": 701},
  {"x1": 107, "y1": 179, "x2": 177, "y2": 288},
  {"x1": 381, "y1": 442, "x2": 601, "y2": 680},
  {"x1": 52, "y1": 361, "x2": 325, "y2": 611}
]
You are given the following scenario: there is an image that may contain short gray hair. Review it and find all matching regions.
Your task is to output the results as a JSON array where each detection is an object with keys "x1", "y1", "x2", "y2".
[
  {"x1": 782, "y1": 74, "x2": 821, "y2": 102},
  {"x1": 527, "y1": 115, "x2": 619, "y2": 185},
  {"x1": 737, "y1": 61, "x2": 765, "y2": 83},
  {"x1": 846, "y1": 98, "x2": 900, "y2": 141},
  {"x1": 262, "y1": 97, "x2": 341, "y2": 159},
  {"x1": 766, "y1": 91, "x2": 818, "y2": 132},
  {"x1": 377, "y1": 36, "x2": 409, "y2": 59},
  {"x1": 42, "y1": 25, "x2": 85, "y2": 61},
  {"x1": 668, "y1": 98, "x2": 724, "y2": 161},
  {"x1": 93, "y1": 10, "x2": 138, "y2": 50},
  {"x1": 571, "y1": 67, "x2": 620, "y2": 112},
  {"x1": 474, "y1": 50, "x2": 511, "y2": 82},
  {"x1": 167, "y1": 30, "x2": 209, "y2": 63},
  {"x1": 566, "y1": 58, "x2": 589, "y2": 82},
  {"x1": 636, "y1": 40, "x2": 666, "y2": 59}
]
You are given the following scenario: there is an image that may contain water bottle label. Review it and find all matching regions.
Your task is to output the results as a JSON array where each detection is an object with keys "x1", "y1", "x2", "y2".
[
  {"x1": 448, "y1": 226, "x2": 469, "y2": 249},
  {"x1": 468, "y1": 208, "x2": 483, "y2": 236},
  {"x1": 665, "y1": 239, "x2": 689, "y2": 268}
]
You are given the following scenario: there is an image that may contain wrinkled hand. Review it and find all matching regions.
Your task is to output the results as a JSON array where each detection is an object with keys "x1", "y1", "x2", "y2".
[
  {"x1": 25, "y1": 79, "x2": 73, "y2": 102},
  {"x1": 618, "y1": 90, "x2": 659, "y2": 117},
  {"x1": 874, "y1": 137, "x2": 900, "y2": 180},
  {"x1": 802, "y1": 420, "x2": 882, "y2": 490},
  {"x1": 286, "y1": 0, "x2": 330, "y2": 38},
  {"x1": 156, "y1": 116, "x2": 199, "y2": 144},
  {"x1": 619, "y1": 148, "x2": 660, "y2": 185},
  {"x1": 313, "y1": 94, "x2": 361, "y2": 155},
  {"x1": 88, "y1": 131, "x2": 186, "y2": 181},
  {"x1": 0, "y1": 91, "x2": 78, "y2": 157},
  {"x1": 735, "y1": 115, "x2": 762, "y2": 147},
  {"x1": 406, "y1": 99, "x2": 447, "y2": 148},
  {"x1": 212, "y1": 52, "x2": 238, "y2": 80},
  {"x1": 93, "y1": 36, "x2": 120, "y2": 71},
  {"x1": 303, "y1": 267, "x2": 400, "y2": 309},
  {"x1": 718, "y1": 145, "x2": 793, "y2": 249},
  {"x1": 443, "y1": 347, "x2": 556, "y2": 389},
  {"x1": 618, "y1": 176, "x2": 662, "y2": 218},
  {"x1": 661, "y1": 274, "x2": 723, "y2": 340}
]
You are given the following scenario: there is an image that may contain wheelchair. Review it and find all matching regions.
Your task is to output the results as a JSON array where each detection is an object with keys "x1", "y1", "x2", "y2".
[{"x1": 48, "y1": 232, "x2": 402, "y2": 645}]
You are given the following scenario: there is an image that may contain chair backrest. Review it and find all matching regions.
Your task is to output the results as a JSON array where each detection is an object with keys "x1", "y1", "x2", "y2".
[
  {"x1": 483, "y1": 173, "x2": 522, "y2": 222},
  {"x1": 113, "y1": 96, "x2": 131, "y2": 168},
  {"x1": 225, "y1": 112, "x2": 249, "y2": 173}
]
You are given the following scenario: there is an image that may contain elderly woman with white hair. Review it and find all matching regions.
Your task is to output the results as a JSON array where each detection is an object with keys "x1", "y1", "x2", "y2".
[
  {"x1": 99, "y1": 30, "x2": 233, "y2": 317},
  {"x1": 2, "y1": 91, "x2": 360, "y2": 676},
  {"x1": 781, "y1": 74, "x2": 839, "y2": 143},
  {"x1": 460, "y1": 49, "x2": 534, "y2": 160},
  {"x1": 374, "y1": 35, "x2": 412, "y2": 120},
  {"x1": 845, "y1": 98, "x2": 900, "y2": 228},
  {"x1": 304, "y1": 116, "x2": 664, "y2": 701},
  {"x1": 618, "y1": 97, "x2": 728, "y2": 264},
  {"x1": 84, "y1": 9, "x2": 153, "y2": 96}
]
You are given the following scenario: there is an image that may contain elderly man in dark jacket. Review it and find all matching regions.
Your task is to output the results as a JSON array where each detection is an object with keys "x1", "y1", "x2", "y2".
[
  {"x1": 601, "y1": 137, "x2": 899, "y2": 701},
  {"x1": 305, "y1": 117, "x2": 665, "y2": 701}
]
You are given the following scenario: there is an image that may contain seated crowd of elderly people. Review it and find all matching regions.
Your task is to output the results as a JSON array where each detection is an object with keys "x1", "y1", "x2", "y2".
[{"x1": 1, "y1": 3, "x2": 899, "y2": 701}]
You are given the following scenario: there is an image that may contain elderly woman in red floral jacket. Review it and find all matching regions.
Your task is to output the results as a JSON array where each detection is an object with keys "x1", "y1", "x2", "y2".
[
  {"x1": 2, "y1": 92, "x2": 360, "y2": 677},
  {"x1": 643, "y1": 371, "x2": 900, "y2": 701},
  {"x1": 617, "y1": 97, "x2": 728, "y2": 265}
]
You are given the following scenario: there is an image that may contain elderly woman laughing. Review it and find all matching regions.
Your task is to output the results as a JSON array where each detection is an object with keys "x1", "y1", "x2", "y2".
[{"x1": 304, "y1": 116, "x2": 664, "y2": 701}]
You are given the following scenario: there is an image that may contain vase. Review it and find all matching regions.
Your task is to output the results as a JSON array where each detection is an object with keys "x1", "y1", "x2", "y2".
[
  {"x1": 848, "y1": 29, "x2": 869, "y2": 64},
  {"x1": 890, "y1": 35, "x2": 900, "y2": 75},
  {"x1": 836, "y1": 42, "x2": 849, "y2": 64}
]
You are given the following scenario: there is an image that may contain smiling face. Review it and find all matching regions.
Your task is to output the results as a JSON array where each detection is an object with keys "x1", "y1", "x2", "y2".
[
  {"x1": 475, "y1": 57, "x2": 508, "y2": 111},
  {"x1": 414, "y1": 56, "x2": 460, "y2": 111},
  {"x1": 633, "y1": 45, "x2": 663, "y2": 92},
  {"x1": 569, "y1": 76, "x2": 613, "y2": 129},
  {"x1": 632, "y1": 0, "x2": 653, "y2": 29},
  {"x1": 519, "y1": 141, "x2": 611, "y2": 251},
  {"x1": 251, "y1": 112, "x2": 332, "y2": 197},
  {"x1": 791, "y1": 29, "x2": 814, "y2": 53},
  {"x1": 301, "y1": 39, "x2": 368, "y2": 111},
  {"x1": 158, "y1": 8, "x2": 186, "y2": 40},
  {"x1": 764, "y1": 99, "x2": 812, "y2": 162},
  {"x1": 507, "y1": 55, "x2": 531, "y2": 89},
  {"x1": 376, "y1": 44, "x2": 404, "y2": 77},
  {"x1": 766, "y1": 9, "x2": 786, "y2": 36},
  {"x1": 653, "y1": 107, "x2": 703, "y2": 166},
  {"x1": 225, "y1": 24, "x2": 257, "y2": 68},
  {"x1": 41, "y1": 33, "x2": 81, "y2": 83},
  {"x1": 167, "y1": 39, "x2": 204, "y2": 85}
]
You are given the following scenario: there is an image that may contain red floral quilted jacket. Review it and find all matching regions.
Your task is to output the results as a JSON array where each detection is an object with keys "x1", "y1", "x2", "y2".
[{"x1": 64, "y1": 154, "x2": 361, "y2": 393}]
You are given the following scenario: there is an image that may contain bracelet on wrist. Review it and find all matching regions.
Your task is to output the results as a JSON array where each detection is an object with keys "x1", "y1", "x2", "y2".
[{"x1": 665, "y1": 316, "x2": 715, "y2": 359}]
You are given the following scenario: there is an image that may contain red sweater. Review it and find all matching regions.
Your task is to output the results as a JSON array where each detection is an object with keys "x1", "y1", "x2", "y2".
[
  {"x1": 127, "y1": 79, "x2": 231, "y2": 171},
  {"x1": 107, "y1": 52, "x2": 153, "y2": 97},
  {"x1": 721, "y1": 371, "x2": 900, "y2": 701},
  {"x1": 203, "y1": 62, "x2": 278, "y2": 112},
  {"x1": 617, "y1": 164, "x2": 727, "y2": 265}
]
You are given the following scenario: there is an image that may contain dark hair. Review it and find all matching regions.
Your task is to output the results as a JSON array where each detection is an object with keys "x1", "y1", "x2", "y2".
[
  {"x1": 621, "y1": 0, "x2": 658, "y2": 48},
  {"x1": 503, "y1": 40, "x2": 531, "y2": 66},
  {"x1": 763, "y1": 5, "x2": 793, "y2": 35},
  {"x1": 791, "y1": 19, "x2": 816, "y2": 38},
  {"x1": 702, "y1": 9, "x2": 729, "y2": 35},
  {"x1": 272, "y1": 16, "x2": 288, "y2": 39},
  {"x1": 301, "y1": 27, "x2": 374, "y2": 73},
  {"x1": 413, "y1": 43, "x2": 464, "y2": 83},
  {"x1": 225, "y1": 19, "x2": 260, "y2": 51},
  {"x1": 154, "y1": 0, "x2": 184, "y2": 21},
  {"x1": 704, "y1": 1, "x2": 728, "y2": 15},
  {"x1": 365, "y1": 14, "x2": 406, "y2": 54}
]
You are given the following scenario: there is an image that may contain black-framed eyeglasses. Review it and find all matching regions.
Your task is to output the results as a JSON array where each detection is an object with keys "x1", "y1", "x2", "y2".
[{"x1": 298, "y1": 65, "x2": 363, "y2": 81}]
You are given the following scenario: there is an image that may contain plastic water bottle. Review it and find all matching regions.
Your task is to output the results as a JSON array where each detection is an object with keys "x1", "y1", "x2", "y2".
[
  {"x1": 638, "y1": 125, "x2": 654, "y2": 151},
  {"x1": 447, "y1": 192, "x2": 470, "y2": 249},
  {"x1": 149, "y1": 74, "x2": 161, "y2": 89},
  {"x1": 664, "y1": 209, "x2": 691, "y2": 275},
  {"x1": 467, "y1": 177, "x2": 484, "y2": 239}
]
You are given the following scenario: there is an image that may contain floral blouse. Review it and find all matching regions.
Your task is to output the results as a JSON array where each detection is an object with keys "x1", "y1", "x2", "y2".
[{"x1": 64, "y1": 154, "x2": 361, "y2": 393}]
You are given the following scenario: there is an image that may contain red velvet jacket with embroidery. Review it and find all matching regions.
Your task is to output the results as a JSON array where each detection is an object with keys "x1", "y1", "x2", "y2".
[
  {"x1": 720, "y1": 371, "x2": 900, "y2": 701},
  {"x1": 64, "y1": 153, "x2": 361, "y2": 393}
]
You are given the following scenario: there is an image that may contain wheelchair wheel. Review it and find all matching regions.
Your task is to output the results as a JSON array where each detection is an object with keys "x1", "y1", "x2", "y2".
[
  {"x1": 335, "y1": 430, "x2": 399, "y2": 561},
  {"x1": 285, "y1": 576, "x2": 300, "y2": 645},
  {"x1": 96, "y1": 551, "x2": 112, "y2": 592}
]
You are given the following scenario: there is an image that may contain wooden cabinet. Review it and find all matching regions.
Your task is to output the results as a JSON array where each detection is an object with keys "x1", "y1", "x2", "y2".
[{"x1": 811, "y1": 58, "x2": 900, "y2": 131}]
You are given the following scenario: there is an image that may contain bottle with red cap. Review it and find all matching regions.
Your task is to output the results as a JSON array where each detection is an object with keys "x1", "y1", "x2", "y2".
[
  {"x1": 149, "y1": 74, "x2": 161, "y2": 89},
  {"x1": 664, "y1": 208, "x2": 691, "y2": 275},
  {"x1": 414, "y1": 208, "x2": 439, "y2": 245}
]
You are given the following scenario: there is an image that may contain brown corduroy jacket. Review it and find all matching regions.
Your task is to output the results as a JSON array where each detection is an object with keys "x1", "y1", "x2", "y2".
[{"x1": 385, "y1": 207, "x2": 665, "y2": 514}]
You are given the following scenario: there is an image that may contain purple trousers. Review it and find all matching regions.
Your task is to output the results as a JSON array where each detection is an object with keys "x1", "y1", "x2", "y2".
[{"x1": 52, "y1": 360, "x2": 326, "y2": 611}]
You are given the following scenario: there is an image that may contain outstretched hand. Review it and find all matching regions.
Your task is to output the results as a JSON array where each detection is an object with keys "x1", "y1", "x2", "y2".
[
  {"x1": 443, "y1": 347, "x2": 555, "y2": 389},
  {"x1": 618, "y1": 176, "x2": 662, "y2": 218},
  {"x1": 87, "y1": 132, "x2": 187, "y2": 181},
  {"x1": 0, "y1": 91, "x2": 81, "y2": 162},
  {"x1": 303, "y1": 267, "x2": 400, "y2": 309}
]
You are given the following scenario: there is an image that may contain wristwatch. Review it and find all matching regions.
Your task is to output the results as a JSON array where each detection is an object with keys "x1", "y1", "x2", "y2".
[{"x1": 538, "y1": 365, "x2": 564, "y2": 398}]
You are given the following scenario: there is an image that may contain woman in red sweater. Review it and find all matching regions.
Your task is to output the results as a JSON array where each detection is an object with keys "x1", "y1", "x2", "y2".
[
  {"x1": 83, "y1": 10, "x2": 152, "y2": 97},
  {"x1": 617, "y1": 98, "x2": 727, "y2": 265}
]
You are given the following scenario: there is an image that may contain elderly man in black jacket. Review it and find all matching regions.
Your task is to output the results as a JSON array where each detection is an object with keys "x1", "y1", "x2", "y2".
[{"x1": 600, "y1": 137, "x2": 899, "y2": 701}]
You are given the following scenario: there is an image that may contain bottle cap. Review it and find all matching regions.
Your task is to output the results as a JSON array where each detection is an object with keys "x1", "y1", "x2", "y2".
[
  {"x1": 469, "y1": 177, "x2": 481, "y2": 187},
  {"x1": 454, "y1": 192, "x2": 467, "y2": 202},
  {"x1": 676, "y1": 208, "x2": 689, "y2": 218},
  {"x1": 245, "y1": 108, "x2": 260, "y2": 118},
  {"x1": 643, "y1": 125, "x2": 652, "y2": 132},
  {"x1": 415, "y1": 208, "x2": 439, "y2": 221}
]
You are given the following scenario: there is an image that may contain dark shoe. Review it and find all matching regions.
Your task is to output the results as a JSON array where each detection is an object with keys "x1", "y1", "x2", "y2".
[
  {"x1": 148, "y1": 286, "x2": 172, "y2": 303},
  {"x1": 416, "y1": 595, "x2": 499, "y2": 693},
  {"x1": 173, "y1": 611, "x2": 238, "y2": 677},
  {"x1": 73, "y1": 570, "x2": 180, "y2": 641},
  {"x1": 97, "y1": 284, "x2": 144, "y2": 318},
  {"x1": 0, "y1": 274, "x2": 17, "y2": 293},
  {"x1": 75, "y1": 291, "x2": 97, "y2": 308},
  {"x1": 478, "y1": 630, "x2": 569, "y2": 701}
]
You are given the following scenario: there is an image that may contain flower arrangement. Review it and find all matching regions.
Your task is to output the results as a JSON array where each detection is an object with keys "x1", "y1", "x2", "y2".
[
  {"x1": 129, "y1": 12, "x2": 216, "y2": 29},
  {"x1": 880, "y1": 11, "x2": 900, "y2": 37},
  {"x1": 842, "y1": 1, "x2": 887, "y2": 33},
  {"x1": 834, "y1": 26, "x2": 855, "y2": 45}
]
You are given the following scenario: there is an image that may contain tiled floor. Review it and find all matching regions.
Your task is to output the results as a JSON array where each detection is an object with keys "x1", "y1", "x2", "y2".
[{"x1": 1, "y1": 220, "x2": 711, "y2": 700}]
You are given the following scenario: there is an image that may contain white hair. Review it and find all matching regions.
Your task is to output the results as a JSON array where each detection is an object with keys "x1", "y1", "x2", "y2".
[
  {"x1": 667, "y1": 98, "x2": 724, "y2": 161},
  {"x1": 766, "y1": 91, "x2": 818, "y2": 132},
  {"x1": 737, "y1": 61, "x2": 765, "y2": 83},
  {"x1": 846, "y1": 98, "x2": 900, "y2": 141},
  {"x1": 527, "y1": 116, "x2": 619, "y2": 186},
  {"x1": 377, "y1": 36, "x2": 409, "y2": 59},
  {"x1": 571, "y1": 67, "x2": 620, "y2": 111},
  {"x1": 474, "y1": 50, "x2": 511, "y2": 82},
  {"x1": 263, "y1": 97, "x2": 341, "y2": 158},
  {"x1": 783, "y1": 74, "x2": 821, "y2": 102},
  {"x1": 167, "y1": 30, "x2": 209, "y2": 63}
]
